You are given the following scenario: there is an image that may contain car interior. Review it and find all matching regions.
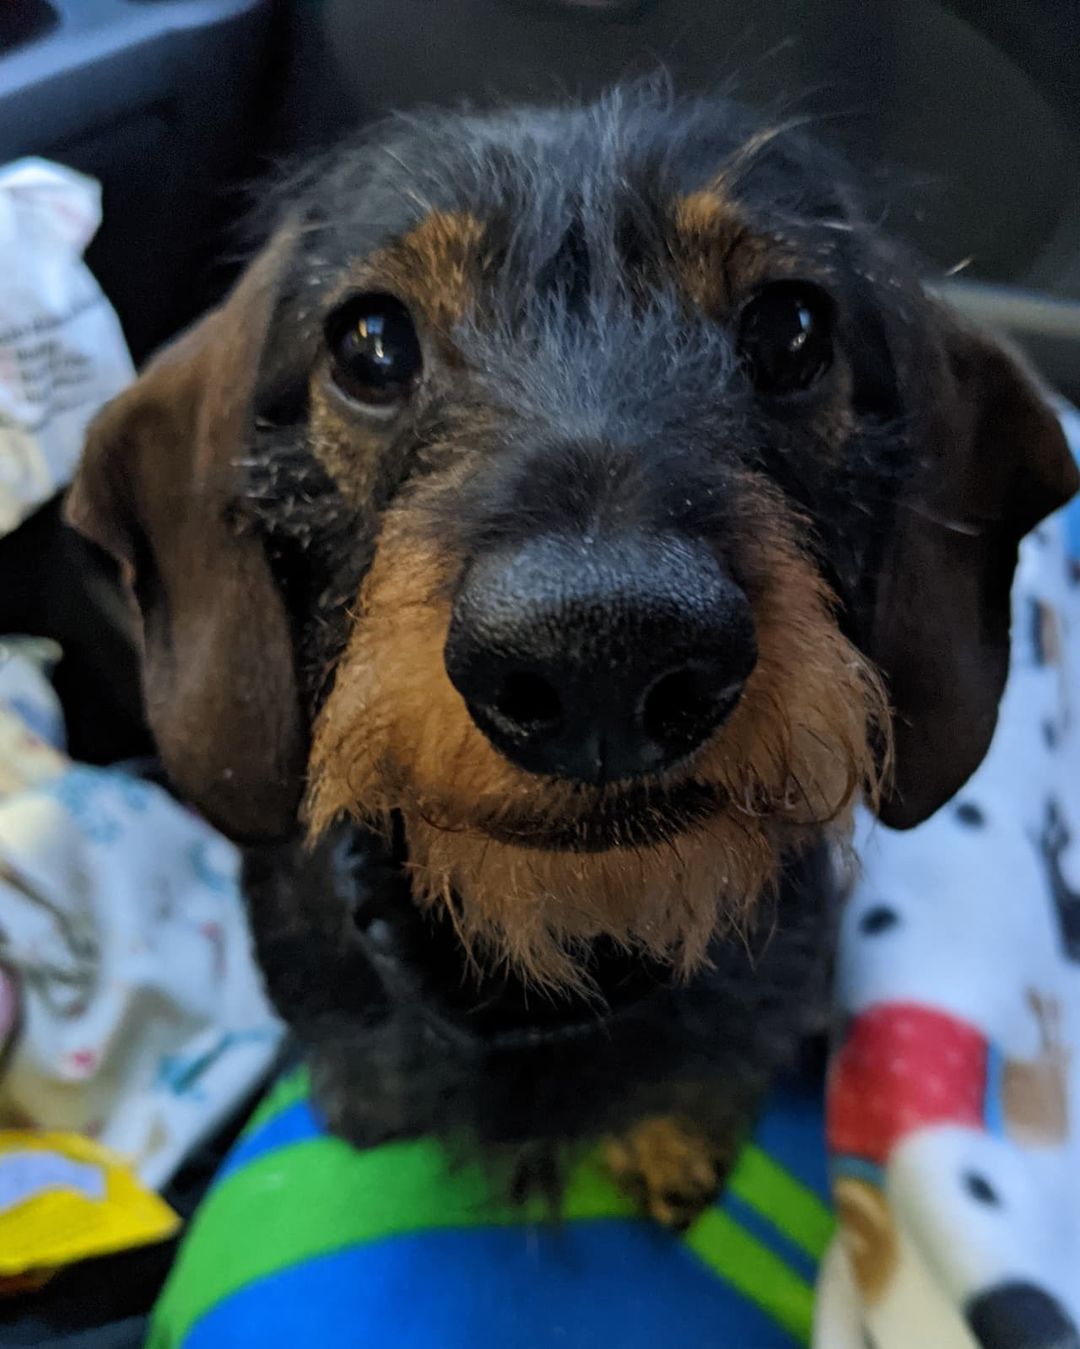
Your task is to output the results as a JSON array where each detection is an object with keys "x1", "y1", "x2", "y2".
[{"x1": 1, "y1": 1, "x2": 1078, "y2": 1343}]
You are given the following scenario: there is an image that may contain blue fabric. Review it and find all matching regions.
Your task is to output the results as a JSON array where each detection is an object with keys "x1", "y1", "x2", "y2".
[
  {"x1": 154, "y1": 1074, "x2": 830, "y2": 1349},
  {"x1": 216, "y1": 1100, "x2": 321, "y2": 1180},
  {"x1": 185, "y1": 1222, "x2": 800, "y2": 1349},
  {"x1": 753, "y1": 1081, "x2": 832, "y2": 1204}
]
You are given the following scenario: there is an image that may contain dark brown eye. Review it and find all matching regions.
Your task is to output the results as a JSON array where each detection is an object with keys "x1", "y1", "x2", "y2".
[
  {"x1": 737, "y1": 281, "x2": 835, "y2": 396},
  {"x1": 325, "y1": 293, "x2": 422, "y2": 408}
]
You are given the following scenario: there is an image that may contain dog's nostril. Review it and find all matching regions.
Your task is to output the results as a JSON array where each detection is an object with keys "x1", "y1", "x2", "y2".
[
  {"x1": 490, "y1": 670, "x2": 562, "y2": 736},
  {"x1": 642, "y1": 667, "x2": 742, "y2": 750}
]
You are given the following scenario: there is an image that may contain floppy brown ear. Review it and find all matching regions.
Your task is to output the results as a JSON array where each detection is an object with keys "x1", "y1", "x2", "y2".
[
  {"x1": 65, "y1": 234, "x2": 305, "y2": 840},
  {"x1": 872, "y1": 313, "x2": 1079, "y2": 828}
]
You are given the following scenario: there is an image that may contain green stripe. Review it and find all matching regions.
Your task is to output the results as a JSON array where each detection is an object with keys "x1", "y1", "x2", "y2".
[
  {"x1": 152, "y1": 1136, "x2": 636, "y2": 1348},
  {"x1": 727, "y1": 1144, "x2": 834, "y2": 1260},
  {"x1": 244, "y1": 1066, "x2": 310, "y2": 1132},
  {"x1": 685, "y1": 1209, "x2": 816, "y2": 1345}
]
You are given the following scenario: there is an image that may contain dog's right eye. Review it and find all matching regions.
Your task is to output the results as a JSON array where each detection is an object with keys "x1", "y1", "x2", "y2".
[
  {"x1": 736, "y1": 281, "x2": 835, "y2": 397},
  {"x1": 325, "y1": 293, "x2": 423, "y2": 410}
]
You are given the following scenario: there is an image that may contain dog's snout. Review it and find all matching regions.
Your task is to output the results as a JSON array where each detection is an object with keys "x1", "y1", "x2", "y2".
[{"x1": 444, "y1": 535, "x2": 757, "y2": 783}]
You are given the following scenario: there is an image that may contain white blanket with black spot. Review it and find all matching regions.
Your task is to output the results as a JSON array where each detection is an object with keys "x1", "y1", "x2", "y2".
[{"x1": 816, "y1": 405, "x2": 1080, "y2": 1347}]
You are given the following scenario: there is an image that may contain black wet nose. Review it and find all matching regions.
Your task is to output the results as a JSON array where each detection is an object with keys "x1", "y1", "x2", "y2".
[{"x1": 444, "y1": 534, "x2": 757, "y2": 783}]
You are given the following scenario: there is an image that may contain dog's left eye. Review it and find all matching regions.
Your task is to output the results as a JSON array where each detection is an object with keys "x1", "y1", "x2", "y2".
[
  {"x1": 737, "y1": 281, "x2": 835, "y2": 396},
  {"x1": 325, "y1": 293, "x2": 423, "y2": 409}
]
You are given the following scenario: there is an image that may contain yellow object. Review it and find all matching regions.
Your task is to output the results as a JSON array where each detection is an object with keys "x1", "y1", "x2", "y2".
[{"x1": 0, "y1": 1130, "x2": 180, "y2": 1282}]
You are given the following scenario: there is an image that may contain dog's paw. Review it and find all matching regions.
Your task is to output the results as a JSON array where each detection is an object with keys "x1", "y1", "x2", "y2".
[{"x1": 605, "y1": 1116, "x2": 726, "y2": 1231}]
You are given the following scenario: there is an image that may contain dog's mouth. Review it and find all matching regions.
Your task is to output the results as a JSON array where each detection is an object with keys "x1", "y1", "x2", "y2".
[{"x1": 470, "y1": 776, "x2": 731, "y2": 853}]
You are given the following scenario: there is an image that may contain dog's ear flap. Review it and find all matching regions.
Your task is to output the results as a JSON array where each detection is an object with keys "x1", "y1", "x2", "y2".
[
  {"x1": 66, "y1": 233, "x2": 306, "y2": 840},
  {"x1": 872, "y1": 312, "x2": 1078, "y2": 828}
]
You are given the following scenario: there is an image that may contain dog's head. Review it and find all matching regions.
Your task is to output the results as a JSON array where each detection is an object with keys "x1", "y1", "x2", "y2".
[{"x1": 68, "y1": 89, "x2": 1078, "y2": 990}]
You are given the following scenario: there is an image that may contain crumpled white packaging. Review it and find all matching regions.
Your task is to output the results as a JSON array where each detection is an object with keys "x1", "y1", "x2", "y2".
[{"x1": 0, "y1": 159, "x2": 134, "y2": 540}]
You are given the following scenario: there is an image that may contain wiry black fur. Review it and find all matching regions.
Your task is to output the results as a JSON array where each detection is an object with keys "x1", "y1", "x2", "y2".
[{"x1": 236, "y1": 84, "x2": 931, "y2": 1190}]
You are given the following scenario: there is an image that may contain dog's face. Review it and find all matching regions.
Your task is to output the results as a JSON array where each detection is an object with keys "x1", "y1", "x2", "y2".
[{"x1": 68, "y1": 91, "x2": 1077, "y2": 991}]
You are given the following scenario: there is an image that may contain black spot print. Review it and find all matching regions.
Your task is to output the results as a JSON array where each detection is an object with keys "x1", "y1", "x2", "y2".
[
  {"x1": 1029, "y1": 598, "x2": 1047, "y2": 665},
  {"x1": 860, "y1": 906, "x2": 900, "y2": 936},
  {"x1": 1043, "y1": 720, "x2": 1060, "y2": 750},
  {"x1": 1039, "y1": 800, "x2": 1080, "y2": 963},
  {"x1": 956, "y1": 801, "x2": 986, "y2": 827},
  {"x1": 964, "y1": 1171, "x2": 1001, "y2": 1207},
  {"x1": 968, "y1": 1281, "x2": 1080, "y2": 1349}
]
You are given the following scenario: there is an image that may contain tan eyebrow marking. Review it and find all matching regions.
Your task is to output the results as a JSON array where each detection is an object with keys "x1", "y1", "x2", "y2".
[
  {"x1": 671, "y1": 189, "x2": 780, "y2": 313},
  {"x1": 351, "y1": 210, "x2": 488, "y2": 335}
]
